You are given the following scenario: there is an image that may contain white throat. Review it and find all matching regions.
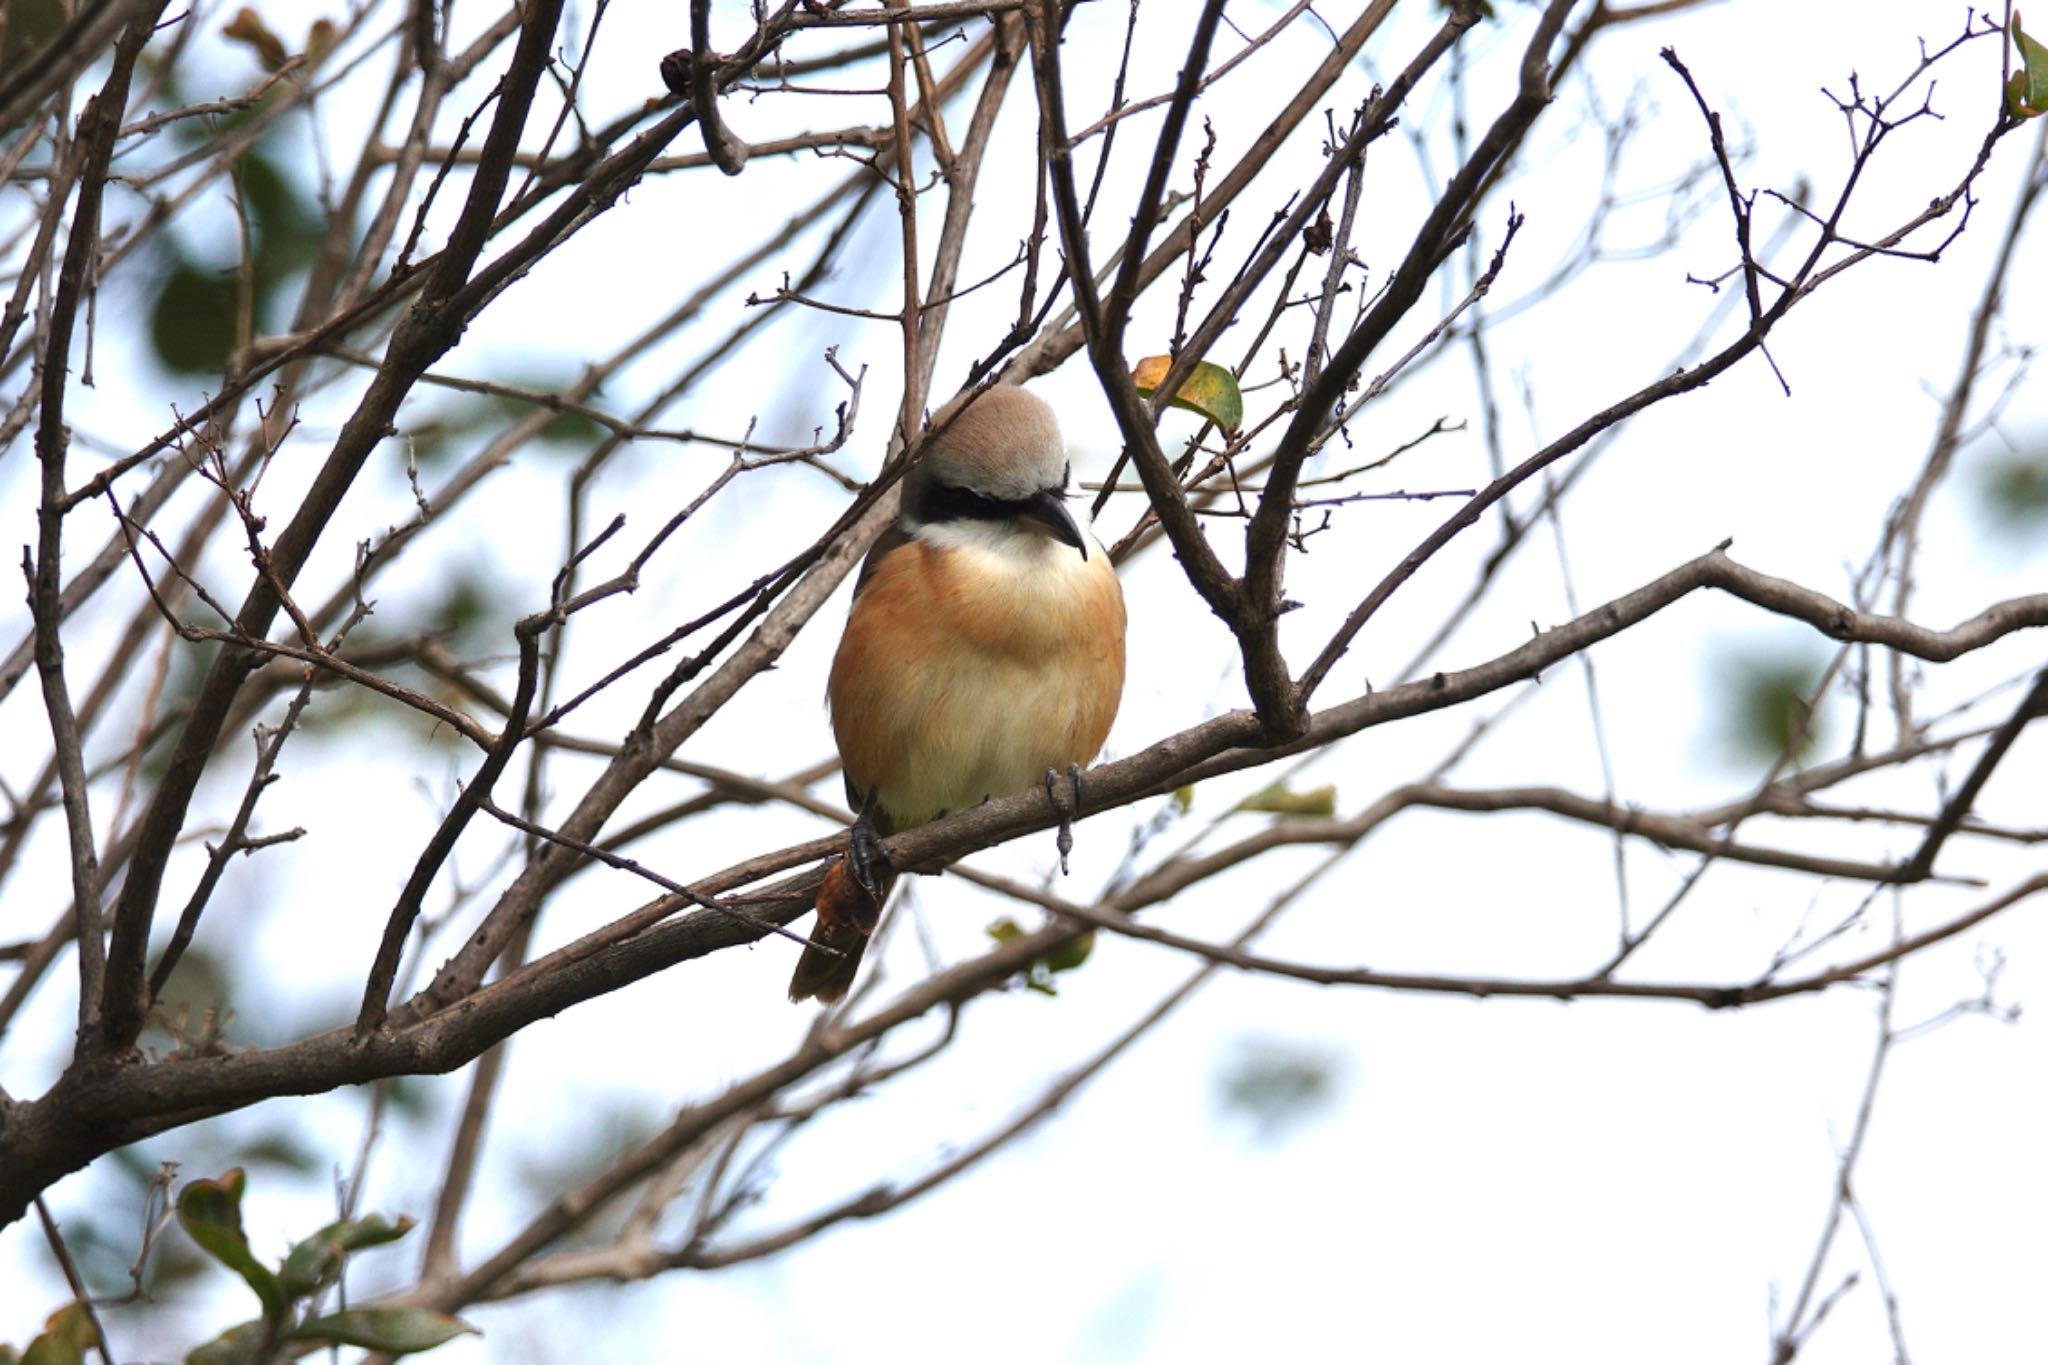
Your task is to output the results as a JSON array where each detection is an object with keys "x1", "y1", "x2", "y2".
[{"x1": 911, "y1": 516, "x2": 1097, "y2": 565}]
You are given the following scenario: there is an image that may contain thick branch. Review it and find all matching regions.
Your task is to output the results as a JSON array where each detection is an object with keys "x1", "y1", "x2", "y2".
[
  {"x1": 6, "y1": 536, "x2": 2040, "y2": 1226},
  {"x1": 28, "y1": 0, "x2": 169, "y2": 1046}
]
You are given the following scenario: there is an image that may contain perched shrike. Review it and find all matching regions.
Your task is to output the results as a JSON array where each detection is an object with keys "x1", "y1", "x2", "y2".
[{"x1": 789, "y1": 385, "x2": 1127, "y2": 1003}]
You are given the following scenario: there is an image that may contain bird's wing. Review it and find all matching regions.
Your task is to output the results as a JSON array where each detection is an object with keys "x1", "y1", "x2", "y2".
[{"x1": 851, "y1": 521, "x2": 916, "y2": 601}]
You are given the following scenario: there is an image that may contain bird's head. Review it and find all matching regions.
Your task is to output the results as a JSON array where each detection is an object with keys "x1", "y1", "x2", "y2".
[{"x1": 906, "y1": 386, "x2": 1087, "y2": 557}]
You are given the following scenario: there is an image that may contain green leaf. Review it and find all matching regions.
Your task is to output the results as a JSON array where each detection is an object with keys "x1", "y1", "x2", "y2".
[
  {"x1": 176, "y1": 1169, "x2": 284, "y2": 1319},
  {"x1": 283, "y1": 1309, "x2": 477, "y2": 1355},
  {"x1": 184, "y1": 1320, "x2": 269, "y2": 1365},
  {"x1": 988, "y1": 918, "x2": 1093, "y2": 996},
  {"x1": 1236, "y1": 782, "x2": 1338, "y2": 818},
  {"x1": 1040, "y1": 929, "x2": 1095, "y2": 975},
  {"x1": 1131, "y1": 356, "x2": 1245, "y2": 434},
  {"x1": 278, "y1": 1214, "x2": 416, "y2": 1299},
  {"x1": 2008, "y1": 12, "x2": 2048, "y2": 118},
  {"x1": 21, "y1": 1305, "x2": 98, "y2": 1365}
]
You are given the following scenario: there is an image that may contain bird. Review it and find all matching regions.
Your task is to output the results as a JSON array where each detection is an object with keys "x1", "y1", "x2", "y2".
[{"x1": 788, "y1": 384, "x2": 1127, "y2": 1004}]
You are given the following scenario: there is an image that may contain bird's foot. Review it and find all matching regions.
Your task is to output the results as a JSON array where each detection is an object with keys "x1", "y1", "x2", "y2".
[
  {"x1": 1043, "y1": 762, "x2": 1084, "y2": 875},
  {"x1": 845, "y1": 798, "x2": 894, "y2": 929}
]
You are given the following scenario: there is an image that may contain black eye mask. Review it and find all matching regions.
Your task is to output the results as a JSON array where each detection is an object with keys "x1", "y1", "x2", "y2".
[{"x1": 913, "y1": 477, "x2": 1065, "y2": 525}]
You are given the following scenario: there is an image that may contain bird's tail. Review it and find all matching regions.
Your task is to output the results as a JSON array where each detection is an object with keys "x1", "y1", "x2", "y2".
[{"x1": 788, "y1": 857, "x2": 893, "y2": 1003}]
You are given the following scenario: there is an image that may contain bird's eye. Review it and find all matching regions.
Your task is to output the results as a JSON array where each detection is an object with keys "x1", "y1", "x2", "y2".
[{"x1": 1061, "y1": 461, "x2": 1072, "y2": 491}]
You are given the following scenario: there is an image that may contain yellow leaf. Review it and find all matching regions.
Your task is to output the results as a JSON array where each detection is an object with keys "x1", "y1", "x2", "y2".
[
  {"x1": 1131, "y1": 356, "x2": 1244, "y2": 433},
  {"x1": 1236, "y1": 783, "x2": 1338, "y2": 818}
]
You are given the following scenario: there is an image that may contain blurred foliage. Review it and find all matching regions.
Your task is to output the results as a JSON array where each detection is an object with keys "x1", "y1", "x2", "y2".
[
  {"x1": 220, "y1": 9, "x2": 339, "y2": 73},
  {"x1": 149, "y1": 261, "x2": 244, "y2": 374},
  {"x1": 987, "y1": 918, "x2": 1095, "y2": 996},
  {"x1": 1236, "y1": 781, "x2": 1338, "y2": 818},
  {"x1": 0, "y1": 0, "x2": 63, "y2": 76},
  {"x1": 45, "y1": 1153, "x2": 196, "y2": 1303},
  {"x1": 511, "y1": 1100, "x2": 661, "y2": 1245},
  {"x1": 148, "y1": 144, "x2": 326, "y2": 375},
  {"x1": 422, "y1": 572, "x2": 501, "y2": 645},
  {"x1": 147, "y1": 939, "x2": 334, "y2": 1062},
  {"x1": 145, "y1": 946, "x2": 237, "y2": 1059},
  {"x1": 134, "y1": 628, "x2": 234, "y2": 786},
  {"x1": 0, "y1": 1303, "x2": 99, "y2": 1365},
  {"x1": 289, "y1": 565, "x2": 518, "y2": 749},
  {"x1": 175, "y1": 1168, "x2": 474, "y2": 1364},
  {"x1": 1213, "y1": 1037, "x2": 1343, "y2": 1140},
  {"x1": 407, "y1": 373, "x2": 610, "y2": 470},
  {"x1": 1973, "y1": 444, "x2": 2048, "y2": 535},
  {"x1": 221, "y1": 8, "x2": 290, "y2": 72},
  {"x1": 1712, "y1": 646, "x2": 1832, "y2": 767},
  {"x1": 136, "y1": 40, "x2": 335, "y2": 376}
]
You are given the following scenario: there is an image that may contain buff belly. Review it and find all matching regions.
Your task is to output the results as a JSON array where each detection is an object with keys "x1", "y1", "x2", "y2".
[{"x1": 828, "y1": 525, "x2": 1126, "y2": 831}]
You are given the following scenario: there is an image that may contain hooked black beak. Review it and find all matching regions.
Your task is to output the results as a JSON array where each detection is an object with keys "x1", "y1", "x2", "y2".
[{"x1": 1020, "y1": 488, "x2": 1088, "y2": 557}]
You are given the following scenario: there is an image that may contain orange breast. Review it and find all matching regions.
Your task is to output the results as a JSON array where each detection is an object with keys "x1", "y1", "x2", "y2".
[{"x1": 828, "y1": 535, "x2": 1126, "y2": 830}]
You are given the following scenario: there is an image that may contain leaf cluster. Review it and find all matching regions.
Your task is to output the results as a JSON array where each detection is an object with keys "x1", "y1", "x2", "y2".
[{"x1": 172, "y1": 1169, "x2": 473, "y2": 1365}]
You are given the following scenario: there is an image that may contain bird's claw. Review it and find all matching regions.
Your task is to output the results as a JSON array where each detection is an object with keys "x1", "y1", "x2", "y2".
[
  {"x1": 1044, "y1": 763, "x2": 1084, "y2": 875},
  {"x1": 846, "y1": 795, "x2": 894, "y2": 919},
  {"x1": 848, "y1": 824, "x2": 892, "y2": 905}
]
